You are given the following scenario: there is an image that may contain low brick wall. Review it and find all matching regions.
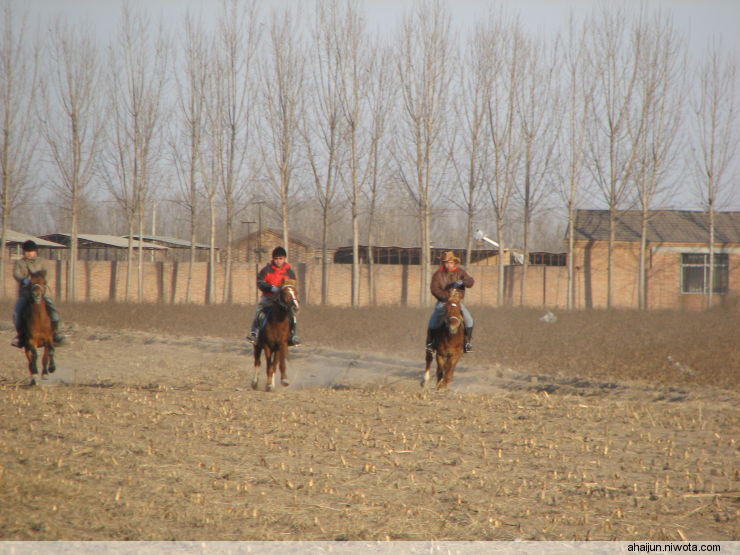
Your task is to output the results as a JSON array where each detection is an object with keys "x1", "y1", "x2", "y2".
[{"x1": 3, "y1": 253, "x2": 736, "y2": 309}]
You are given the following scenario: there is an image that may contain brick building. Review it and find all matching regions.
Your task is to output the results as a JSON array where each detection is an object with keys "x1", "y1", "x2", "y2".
[{"x1": 572, "y1": 209, "x2": 740, "y2": 309}]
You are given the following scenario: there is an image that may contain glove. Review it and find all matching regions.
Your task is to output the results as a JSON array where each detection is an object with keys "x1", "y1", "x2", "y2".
[
  {"x1": 453, "y1": 280, "x2": 463, "y2": 288},
  {"x1": 270, "y1": 286, "x2": 279, "y2": 293},
  {"x1": 22, "y1": 277, "x2": 30, "y2": 286}
]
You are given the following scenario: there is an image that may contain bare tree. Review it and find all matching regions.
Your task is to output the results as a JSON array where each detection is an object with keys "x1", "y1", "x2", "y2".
[
  {"x1": 335, "y1": 0, "x2": 369, "y2": 308},
  {"x1": 481, "y1": 15, "x2": 523, "y2": 307},
  {"x1": 690, "y1": 43, "x2": 738, "y2": 307},
  {"x1": 0, "y1": 1, "x2": 39, "y2": 297},
  {"x1": 514, "y1": 34, "x2": 560, "y2": 305},
  {"x1": 212, "y1": 0, "x2": 260, "y2": 302},
  {"x1": 40, "y1": 18, "x2": 103, "y2": 301},
  {"x1": 557, "y1": 16, "x2": 594, "y2": 310},
  {"x1": 104, "y1": 4, "x2": 169, "y2": 301},
  {"x1": 363, "y1": 41, "x2": 396, "y2": 306},
  {"x1": 171, "y1": 11, "x2": 208, "y2": 303},
  {"x1": 394, "y1": 1, "x2": 454, "y2": 306},
  {"x1": 632, "y1": 13, "x2": 685, "y2": 309},
  {"x1": 450, "y1": 25, "x2": 492, "y2": 267},
  {"x1": 303, "y1": 0, "x2": 345, "y2": 305},
  {"x1": 585, "y1": 5, "x2": 644, "y2": 308},
  {"x1": 259, "y1": 6, "x2": 305, "y2": 256}
]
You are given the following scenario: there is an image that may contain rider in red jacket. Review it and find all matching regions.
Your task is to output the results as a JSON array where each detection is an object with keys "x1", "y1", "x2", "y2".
[{"x1": 247, "y1": 246, "x2": 300, "y2": 346}]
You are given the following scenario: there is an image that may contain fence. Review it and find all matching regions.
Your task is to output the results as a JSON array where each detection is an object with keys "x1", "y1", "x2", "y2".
[{"x1": 1, "y1": 258, "x2": 570, "y2": 309}]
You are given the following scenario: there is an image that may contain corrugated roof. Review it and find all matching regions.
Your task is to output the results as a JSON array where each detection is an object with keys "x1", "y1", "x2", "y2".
[
  {"x1": 2, "y1": 230, "x2": 66, "y2": 248},
  {"x1": 124, "y1": 234, "x2": 211, "y2": 249},
  {"x1": 42, "y1": 233, "x2": 168, "y2": 250},
  {"x1": 573, "y1": 210, "x2": 740, "y2": 244}
]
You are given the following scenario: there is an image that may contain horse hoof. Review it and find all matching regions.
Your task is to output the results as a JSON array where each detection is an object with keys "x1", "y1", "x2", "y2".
[
  {"x1": 251, "y1": 379, "x2": 259, "y2": 390},
  {"x1": 266, "y1": 384, "x2": 274, "y2": 392},
  {"x1": 280, "y1": 379, "x2": 289, "y2": 387},
  {"x1": 29, "y1": 377, "x2": 38, "y2": 386}
]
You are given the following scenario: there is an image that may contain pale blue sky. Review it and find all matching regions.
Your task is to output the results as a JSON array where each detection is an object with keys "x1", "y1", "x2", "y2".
[{"x1": 20, "y1": 0, "x2": 740, "y2": 59}]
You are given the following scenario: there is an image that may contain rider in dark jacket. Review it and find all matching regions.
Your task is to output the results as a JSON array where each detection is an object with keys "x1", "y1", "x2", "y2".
[{"x1": 247, "y1": 246, "x2": 300, "y2": 346}]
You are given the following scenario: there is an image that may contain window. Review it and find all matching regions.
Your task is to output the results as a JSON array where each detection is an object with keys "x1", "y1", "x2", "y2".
[{"x1": 681, "y1": 253, "x2": 729, "y2": 294}]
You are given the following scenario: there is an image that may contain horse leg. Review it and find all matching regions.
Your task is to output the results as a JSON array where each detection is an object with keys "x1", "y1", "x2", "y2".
[
  {"x1": 25, "y1": 346, "x2": 39, "y2": 385},
  {"x1": 252, "y1": 344, "x2": 262, "y2": 390},
  {"x1": 436, "y1": 353, "x2": 448, "y2": 389},
  {"x1": 41, "y1": 345, "x2": 50, "y2": 379},
  {"x1": 279, "y1": 343, "x2": 289, "y2": 387},
  {"x1": 47, "y1": 344, "x2": 56, "y2": 374},
  {"x1": 265, "y1": 349, "x2": 276, "y2": 392},
  {"x1": 444, "y1": 351, "x2": 461, "y2": 388},
  {"x1": 421, "y1": 349, "x2": 433, "y2": 387}
]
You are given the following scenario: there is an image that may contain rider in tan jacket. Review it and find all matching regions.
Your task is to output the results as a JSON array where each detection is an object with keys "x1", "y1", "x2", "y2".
[{"x1": 426, "y1": 251, "x2": 474, "y2": 353}]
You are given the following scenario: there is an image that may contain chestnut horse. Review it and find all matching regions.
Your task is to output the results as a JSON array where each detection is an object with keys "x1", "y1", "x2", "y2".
[
  {"x1": 251, "y1": 279, "x2": 300, "y2": 392},
  {"x1": 421, "y1": 288, "x2": 464, "y2": 390},
  {"x1": 21, "y1": 271, "x2": 56, "y2": 385}
]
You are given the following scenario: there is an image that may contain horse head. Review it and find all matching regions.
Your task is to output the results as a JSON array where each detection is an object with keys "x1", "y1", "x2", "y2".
[
  {"x1": 29, "y1": 271, "x2": 47, "y2": 304},
  {"x1": 445, "y1": 288, "x2": 463, "y2": 335},
  {"x1": 279, "y1": 279, "x2": 300, "y2": 313}
]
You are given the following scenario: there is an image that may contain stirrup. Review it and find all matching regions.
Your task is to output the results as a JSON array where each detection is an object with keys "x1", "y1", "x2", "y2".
[
  {"x1": 246, "y1": 330, "x2": 258, "y2": 344},
  {"x1": 11, "y1": 338, "x2": 22, "y2": 348},
  {"x1": 425, "y1": 343, "x2": 435, "y2": 354},
  {"x1": 288, "y1": 336, "x2": 301, "y2": 347},
  {"x1": 54, "y1": 333, "x2": 66, "y2": 346},
  {"x1": 464, "y1": 342, "x2": 473, "y2": 353}
]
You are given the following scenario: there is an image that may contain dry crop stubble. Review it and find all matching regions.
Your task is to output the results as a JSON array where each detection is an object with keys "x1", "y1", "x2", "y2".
[{"x1": 0, "y1": 300, "x2": 738, "y2": 540}]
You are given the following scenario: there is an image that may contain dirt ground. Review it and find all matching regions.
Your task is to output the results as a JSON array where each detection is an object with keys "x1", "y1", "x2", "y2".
[{"x1": 0, "y1": 318, "x2": 737, "y2": 541}]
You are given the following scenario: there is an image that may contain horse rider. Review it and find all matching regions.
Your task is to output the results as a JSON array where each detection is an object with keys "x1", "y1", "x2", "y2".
[
  {"x1": 426, "y1": 250, "x2": 474, "y2": 354},
  {"x1": 247, "y1": 246, "x2": 301, "y2": 347},
  {"x1": 11, "y1": 240, "x2": 66, "y2": 348}
]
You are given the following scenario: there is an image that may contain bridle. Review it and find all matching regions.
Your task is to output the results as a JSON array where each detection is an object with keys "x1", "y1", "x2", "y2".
[
  {"x1": 30, "y1": 276, "x2": 46, "y2": 304},
  {"x1": 278, "y1": 284, "x2": 300, "y2": 312},
  {"x1": 445, "y1": 299, "x2": 462, "y2": 334}
]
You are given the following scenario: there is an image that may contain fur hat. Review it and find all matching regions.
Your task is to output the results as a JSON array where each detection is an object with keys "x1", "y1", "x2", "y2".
[
  {"x1": 22, "y1": 240, "x2": 38, "y2": 253},
  {"x1": 272, "y1": 246, "x2": 287, "y2": 259},
  {"x1": 440, "y1": 251, "x2": 460, "y2": 265}
]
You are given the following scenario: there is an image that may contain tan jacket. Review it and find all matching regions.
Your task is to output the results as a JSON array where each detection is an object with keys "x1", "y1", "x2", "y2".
[
  {"x1": 430, "y1": 264, "x2": 474, "y2": 303},
  {"x1": 13, "y1": 257, "x2": 48, "y2": 295}
]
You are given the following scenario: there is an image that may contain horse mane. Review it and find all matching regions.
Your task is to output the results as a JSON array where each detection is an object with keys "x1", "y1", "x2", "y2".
[{"x1": 448, "y1": 288, "x2": 461, "y2": 302}]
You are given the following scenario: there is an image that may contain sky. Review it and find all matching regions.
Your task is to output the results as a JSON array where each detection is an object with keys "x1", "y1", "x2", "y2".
[
  {"x1": 19, "y1": 0, "x2": 740, "y2": 60},
  {"x1": 14, "y1": 0, "x2": 740, "y2": 213}
]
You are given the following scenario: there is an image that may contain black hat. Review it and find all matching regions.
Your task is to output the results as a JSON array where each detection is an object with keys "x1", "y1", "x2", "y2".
[
  {"x1": 22, "y1": 240, "x2": 38, "y2": 252},
  {"x1": 272, "y1": 246, "x2": 287, "y2": 258}
]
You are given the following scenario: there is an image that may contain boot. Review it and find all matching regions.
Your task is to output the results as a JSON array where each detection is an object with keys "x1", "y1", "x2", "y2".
[
  {"x1": 288, "y1": 317, "x2": 301, "y2": 347},
  {"x1": 52, "y1": 321, "x2": 66, "y2": 346},
  {"x1": 11, "y1": 331, "x2": 23, "y2": 348},
  {"x1": 425, "y1": 328, "x2": 434, "y2": 354},
  {"x1": 464, "y1": 326, "x2": 473, "y2": 353},
  {"x1": 246, "y1": 319, "x2": 258, "y2": 343}
]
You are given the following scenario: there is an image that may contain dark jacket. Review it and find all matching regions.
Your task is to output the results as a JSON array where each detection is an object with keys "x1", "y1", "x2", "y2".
[
  {"x1": 430, "y1": 264, "x2": 474, "y2": 303},
  {"x1": 257, "y1": 262, "x2": 297, "y2": 297}
]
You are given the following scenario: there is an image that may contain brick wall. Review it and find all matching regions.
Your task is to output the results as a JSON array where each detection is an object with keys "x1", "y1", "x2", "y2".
[{"x1": 3, "y1": 250, "x2": 737, "y2": 309}]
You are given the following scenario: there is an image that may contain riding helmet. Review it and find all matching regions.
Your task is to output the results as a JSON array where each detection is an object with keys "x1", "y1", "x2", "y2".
[
  {"x1": 22, "y1": 240, "x2": 38, "y2": 253},
  {"x1": 272, "y1": 246, "x2": 287, "y2": 258}
]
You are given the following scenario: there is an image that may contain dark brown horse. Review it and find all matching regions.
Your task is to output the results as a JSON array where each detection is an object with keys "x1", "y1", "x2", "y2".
[
  {"x1": 421, "y1": 288, "x2": 464, "y2": 390},
  {"x1": 251, "y1": 279, "x2": 300, "y2": 392},
  {"x1": 21, "y1": 271, "x2": 56, "y2": 385}
]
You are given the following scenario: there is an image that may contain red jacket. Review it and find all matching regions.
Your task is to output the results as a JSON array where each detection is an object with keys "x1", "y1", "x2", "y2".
[{"x1": 257, "y1": 262, "x2": 297, "y2": 297}]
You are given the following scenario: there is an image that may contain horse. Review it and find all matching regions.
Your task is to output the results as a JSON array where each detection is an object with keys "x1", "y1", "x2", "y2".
[
  {"x1": 21, "y1": 271, "x2": 56, "y2": 385},
  {"x1": 251, "y1": 279, "x2": 300, "y2": 392},
  {"x1": 421, "y1": 288, "x2": 465, "y2": 390}
]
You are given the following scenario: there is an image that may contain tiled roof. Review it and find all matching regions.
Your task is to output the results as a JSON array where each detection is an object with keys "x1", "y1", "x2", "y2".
[
  {"x1": 2, "y1": 230, "x2": 66, "y2": 248},
  {"x1": 573, "y1": 210, "x2": 740, "y2": 244},
  {"x1": 41, "y1": 233, "x2": 168, "y2": 250}
]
